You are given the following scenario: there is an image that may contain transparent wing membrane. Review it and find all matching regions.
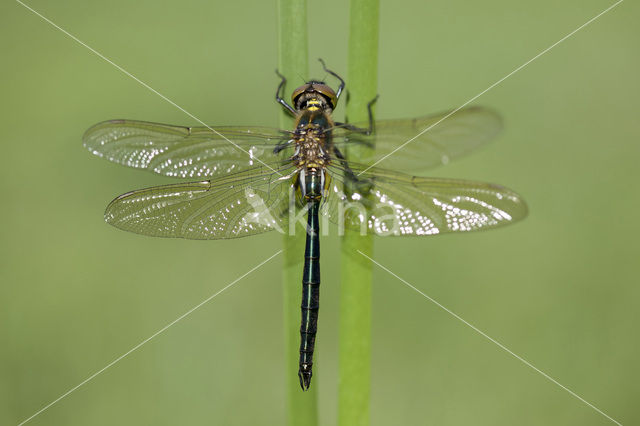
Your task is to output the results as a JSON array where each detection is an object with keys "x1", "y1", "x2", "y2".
[
  {"x1": 325, "y1": 162, "x2": 527, "y2": 236},
  {"x1": 332, "y1": 106, "x2": 502, "y2": 173},
  {"x1": 105, "y1": 163, "x2": 298, "y2": 239},
  {"x1": 83, "y1": 120, "x2": 292, "y2": 178}
]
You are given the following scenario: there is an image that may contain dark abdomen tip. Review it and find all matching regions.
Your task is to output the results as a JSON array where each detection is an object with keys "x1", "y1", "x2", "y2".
[{"x1": 298, "y1": 365, "x2": 313, "y2": 391}]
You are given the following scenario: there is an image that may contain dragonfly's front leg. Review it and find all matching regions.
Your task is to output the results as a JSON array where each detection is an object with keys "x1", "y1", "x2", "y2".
[
  {"x1": 275, "y1": 70, "x2": 297, "y2": 115},
  {"x1": 318, "y1": 58, "x2": 345, "y2": 100}
]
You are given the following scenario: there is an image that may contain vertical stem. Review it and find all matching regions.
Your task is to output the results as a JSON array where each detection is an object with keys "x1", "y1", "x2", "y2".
[
  {"x1": 277, "y1": 1, "x2": 318, "y2": 425},
  {"x1": 338, "y1": 0, "x2": 379, "y2": 425}
]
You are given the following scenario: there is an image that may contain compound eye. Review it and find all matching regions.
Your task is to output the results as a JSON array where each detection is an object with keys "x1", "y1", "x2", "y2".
[{"x1": 291, "y1": 84, "x2": 312, "y2": 106}]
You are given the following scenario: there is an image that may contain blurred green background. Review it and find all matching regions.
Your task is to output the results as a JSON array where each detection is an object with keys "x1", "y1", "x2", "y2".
[{"x1": 1, "y1": 0, "x2": 638, "y2": 424}]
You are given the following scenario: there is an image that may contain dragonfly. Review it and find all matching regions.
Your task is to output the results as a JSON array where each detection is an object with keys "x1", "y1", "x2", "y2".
[{"x1": 83, "y1": 60, "x2": 527, "y2": 391}]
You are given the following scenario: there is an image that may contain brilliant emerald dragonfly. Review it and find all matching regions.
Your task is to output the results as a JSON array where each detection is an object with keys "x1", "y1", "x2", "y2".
[{"x1": 84, "y1": 61, "x2": 527, "y2": 390}]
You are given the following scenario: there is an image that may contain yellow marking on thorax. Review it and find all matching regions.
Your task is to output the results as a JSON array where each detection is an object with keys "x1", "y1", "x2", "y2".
[{"x1": 306, "y1": 99, "x2": 322, "y2": 111}]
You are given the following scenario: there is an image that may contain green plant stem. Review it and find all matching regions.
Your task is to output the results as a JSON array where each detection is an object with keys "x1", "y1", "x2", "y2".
[
  {"x1": 278, "y1": 1, "x2": 318, "y2": 425},
  {"x1": 338, "y1": 0, "x2": 379, "y2": 425}
]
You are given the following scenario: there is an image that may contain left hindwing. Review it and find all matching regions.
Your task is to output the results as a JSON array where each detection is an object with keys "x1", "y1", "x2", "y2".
[{"x1": 104, "y1": 163, "x2": 298, "y2": 239}]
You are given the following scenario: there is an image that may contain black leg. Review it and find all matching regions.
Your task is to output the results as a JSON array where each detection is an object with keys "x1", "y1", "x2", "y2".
[
  {"x1": 332, "y1": 146, "x2": 358, "y2": 180},
  {"x1": 275, "y1": 69, "x2": 297, "y2": 115},
  {"x1": 273, "y1": 139, "x2": 294, "y2": 154},
  {"x1": 318, "y1": 58, "x2": 345, "y2": 101},
  {"x1": 334, "y1": 121, "x2": 370, "y2": 134},
  {"x1": 334, "y1": 95, "x2": 379, "y2": 135},
  {"x1": 365, "y1": 94, "x2": 379, "y2": 134}
]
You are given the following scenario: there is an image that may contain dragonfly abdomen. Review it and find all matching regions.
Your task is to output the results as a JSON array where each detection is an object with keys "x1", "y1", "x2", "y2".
[{"x1": 298, "y1": 170, "x2": 323, "y2": 390}]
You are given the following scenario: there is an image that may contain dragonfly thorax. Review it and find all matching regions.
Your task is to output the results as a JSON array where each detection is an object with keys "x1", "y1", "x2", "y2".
[
  {"x1": 292, "y1": 129, "x2": 330, "y2": 171},
  {"x1": 292, "y1": 109, "x2": 333, "y2": 172}
]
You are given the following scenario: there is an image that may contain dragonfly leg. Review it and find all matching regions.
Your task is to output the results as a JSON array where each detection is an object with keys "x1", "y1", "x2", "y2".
[
  {"x1": 332, "y1": 146, "x2": 359, "y2": 182},
  {"x1": 273, "y1": 138, "x2": 294, "y2": 154},
  {"x1": 365, "y1": 94, "x2": 379, "y2": 134},
  {"x1": 333, "y1": 121, "x2": 369, "y2": 134},
  {"x1": 275, "y1": 69, "x2": 297, "y2": 115},
  {"x1": 332, "y1": 146, "x2": 376, "y2": 198},
  {"x1": 334, "y1": 94, "x2": 378, "y2": 135},
  {"x1": 318, "y1": 58, "x2": 345, "y2": 101}
]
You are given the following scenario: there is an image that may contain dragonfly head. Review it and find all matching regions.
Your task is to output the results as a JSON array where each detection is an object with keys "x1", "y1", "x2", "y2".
[{"x1": 292, "y1": 81, "x2": 338, "y2": 112}]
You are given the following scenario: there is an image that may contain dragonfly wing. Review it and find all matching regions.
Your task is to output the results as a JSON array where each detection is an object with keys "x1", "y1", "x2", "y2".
[
  {"x1": 105, "y1": 164, "x2": 297, "y2": 239},
  {"x1": 325, "y1": 162, "x2": 527, "y2": 236},
  {"x1": 84, "y1": 120, "x2": 292, "y2": 178},
  {"x1": 332, "y1": 106, "x2": 502, "y2": 173}
]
